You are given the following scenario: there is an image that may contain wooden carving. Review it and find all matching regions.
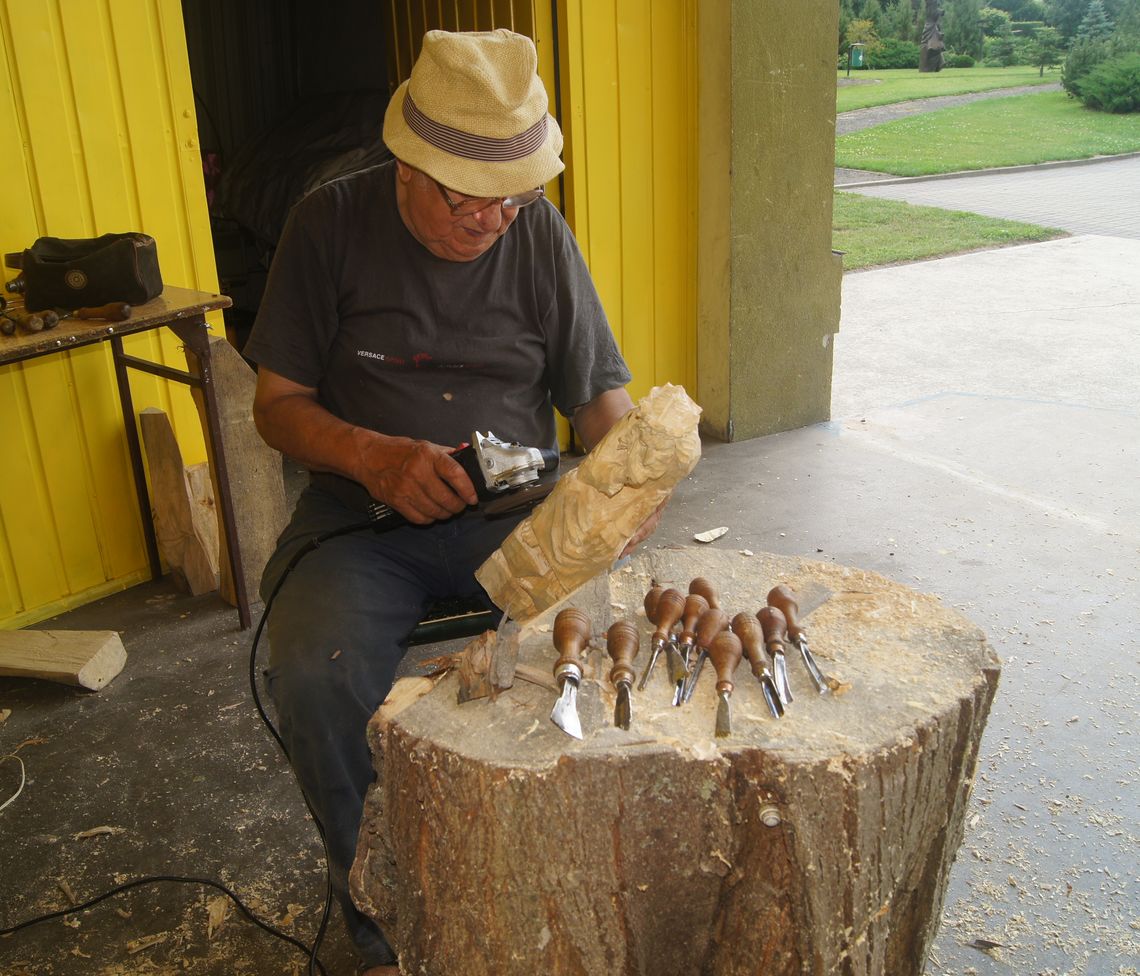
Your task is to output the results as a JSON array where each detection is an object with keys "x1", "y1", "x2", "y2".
[{"x1": 475, "y1": 383, "x2": 701, "y2": 621}]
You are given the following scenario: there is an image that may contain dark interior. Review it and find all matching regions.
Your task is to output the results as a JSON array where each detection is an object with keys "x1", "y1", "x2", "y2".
[{"x1": 182, "y1": 0, "x2": 393, "y2": 350}]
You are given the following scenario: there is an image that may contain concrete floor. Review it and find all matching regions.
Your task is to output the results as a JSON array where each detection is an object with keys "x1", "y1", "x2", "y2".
[{"x1": 2, "y1": 236, "x2": 1138, "y2": 975}]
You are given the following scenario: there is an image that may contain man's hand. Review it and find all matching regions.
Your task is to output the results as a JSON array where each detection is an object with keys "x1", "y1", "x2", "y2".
[
  {"x1": 620, "y1": 496, "x2": 669, "y2": 558},
  {"x1": 357, "y1": 436, "x2": 477, "y2": 524},
  {"x1": 252, "y1": 367, "x2": 477, "y2": 524}
]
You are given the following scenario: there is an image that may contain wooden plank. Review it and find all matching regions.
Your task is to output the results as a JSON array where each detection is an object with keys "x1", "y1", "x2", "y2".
[
  {"x1": 0, "y1": 629, "x2": 127, "y2": 690},
  {"x1": 139, "y1": 407, "x2": 219, "y2": 595},
  {"x1": 201, "y1": 334, "x2": 288, "y2": 611}
]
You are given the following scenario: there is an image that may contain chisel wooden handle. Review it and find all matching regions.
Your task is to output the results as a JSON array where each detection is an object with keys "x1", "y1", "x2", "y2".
[
  {"x1": 757, "y1": 606, "x2": 788, "y2": 656},
  {"x1": 731, "y1": 613, "x2": 766, "y2": 678},
  {"x1": 767, "y1": 585, "x2": 804, "y2": 642},
  {"x1": 606, "y1": 621, "x2": 640, "y2": 687},
  {"x1": 688, "y1": 577, "x2": 720, "y2": 609},
  {"x1": 709, "y1": 631, "x2": 742, "y2": 695},
  {"x1": 76, "y1": 302, "x2": 131, "y2": 322},
  {"x1": 643, "y1": 584, "x2": 663, "y2": 623},
  {"x1": 679, "y1": 593, "x2": 709, "y2": 646},
  {"x1": 553, "y1": 607, "x2": 591, "y2": 673},
  {"x1": 695, "y1": 607, "x2": 729, "y2": 650},
  {"x1": 651, "y1": 588, "x2": 685, "y2": 643}
]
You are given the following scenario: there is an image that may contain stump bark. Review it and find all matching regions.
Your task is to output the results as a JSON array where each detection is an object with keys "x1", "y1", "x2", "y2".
[{"x1": 351, "y1": 547, "x2": 1000, "y2": 976}]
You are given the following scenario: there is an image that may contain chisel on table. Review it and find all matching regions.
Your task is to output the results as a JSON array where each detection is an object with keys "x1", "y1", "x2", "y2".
[
  {"x1": 708, "y1": 631, "x2": 743, "y2": 738},
  {"x1": 671, "y1": 592, "x2": 708, "y2": 705},
  {"x1": 638, "y1": 586, "x2": 684, "y2": 691},
  {"x1": 606, "y1": 620, "x2": 640, "y2": 730},
  {"x1": 680, "y1": 606, "x2": 729, "y2": 704},
  {"x1": 756, "y1": 606, "x2": 794, "y2": 707},
  {"x1": 767, "y1": 584, "x2": 830, "y2": 695},
  {"x1": 730, "y1": 612, "x2": 784, "y2": 719},
  {"x1": 550, "y1": 607, "x2": 590, "y2": 739}
]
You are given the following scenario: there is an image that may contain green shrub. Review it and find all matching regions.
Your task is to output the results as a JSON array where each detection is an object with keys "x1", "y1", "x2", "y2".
[
  {"x1": 1077, "y1": 53, "x2": 1140, "y2": 111},
  {"x1": 983, "y1": 34, "x2": 1018, "y2": 65},
  {"x1": 865, "y1": 37, "x2": 922, "y2": 69},
  {"x1": 1062, "y1": 38, "x2": 1110, "y2": 95},
  {"x1": 944, "y1": 52, "x2": 977, "y2": 67}
]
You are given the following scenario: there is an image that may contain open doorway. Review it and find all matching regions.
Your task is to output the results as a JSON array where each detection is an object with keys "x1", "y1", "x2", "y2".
[{"x1": 181, "y1": 0, "x2": 393, "y2": 350}]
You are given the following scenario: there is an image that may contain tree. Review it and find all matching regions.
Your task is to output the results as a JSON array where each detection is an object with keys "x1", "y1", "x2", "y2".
[
  {"x1": 1077, "y1": 0, "x2": 1116, "y2": 36},
  {"x1": 1029, "y1": 24, "x2": 1066, "y2": 71},
  {"x1": 846, "y1": 16, "x2": 884, "y2": 53},
  {"x1": 944, "y1": 0, "x2": 986, "y2": 55},
  {"x1": 1047, "y1": 0, "x2": 1092, "y2": 39},
  {"x1": 980, "y1": 6, "x2": 1016, "y2": 33},
  {"x1": 886, "y1": 0, "x2": 922, "y2": 39}
]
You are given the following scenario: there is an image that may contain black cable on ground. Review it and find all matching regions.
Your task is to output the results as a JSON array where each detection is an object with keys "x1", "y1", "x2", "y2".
[
  {"x1": 247, "y1": 514, "x2": 400, "y2": 975},
  {"x1": 0, "y1": 875, "x2": 327, "y2": 975},
  {"x1": 1, "y1": 515, "x2": 394, "y2": 976}
]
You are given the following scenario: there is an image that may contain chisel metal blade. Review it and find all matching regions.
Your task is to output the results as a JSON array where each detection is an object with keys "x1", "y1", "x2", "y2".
[
  {"x1": 614, "y1": 683, "x2": 632, "y2": 730},
  {"x1": 795, "y1": 636, "x2": 831, "y2": 695},
  {"x1": 761, "y1": 676, "x2": 785, "y2": 719},
  {"x1": 715, "y1": 691, "x2": 733, "y2": 738},
  {"x1": 771, "y1": 650, "x2": 794, "y2": 707},
  {"x1": 550, "y1": 678, "x2": 583, "y2": 739},
  {"x1": 666, "y1": 641, "x2": 688, "y2": 706},
  {"x1": 680, "y1": 651, "x2": 708, "y2": 704},
  {"x1": 637, "y1": 641, "x2": 663, "y2": 691}
]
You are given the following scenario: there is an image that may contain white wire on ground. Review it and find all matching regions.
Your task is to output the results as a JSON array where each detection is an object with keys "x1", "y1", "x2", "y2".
[{"x1": 0, "y1": 754, "x2": 26, "y2": 812}]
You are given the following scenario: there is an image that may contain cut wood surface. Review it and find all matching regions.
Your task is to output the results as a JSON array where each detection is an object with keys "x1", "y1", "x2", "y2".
[
  {"x1": 476, "y1": 383, "x2": 702, "y2": 621},
  {"x1": 180, "y1": 335, "x2": 289, "y2": 610},
  {"x1": 0, "y1": 630, "x2": 127, "y2": 690},
  {"x1": 351, "y1": 547, "x2": 1001, "y2": 976},
  {"x1": 140, "y1": 408, "x2": 219, "y2": 595}
]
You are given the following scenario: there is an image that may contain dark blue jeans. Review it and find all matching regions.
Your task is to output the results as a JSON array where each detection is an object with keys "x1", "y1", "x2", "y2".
[{"x1": 259, "y1": 483, "x2": 523, "y2": 967}]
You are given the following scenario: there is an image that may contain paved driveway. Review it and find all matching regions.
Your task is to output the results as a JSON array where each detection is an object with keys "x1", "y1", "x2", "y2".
[{"x1": 839, "y1": 154, "x2": 1140, "y2": 239}]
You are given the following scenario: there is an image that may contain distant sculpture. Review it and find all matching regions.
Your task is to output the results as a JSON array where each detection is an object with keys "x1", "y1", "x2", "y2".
[{"x1": 920, "y1": 0, "x2": 945, "y2": 72}]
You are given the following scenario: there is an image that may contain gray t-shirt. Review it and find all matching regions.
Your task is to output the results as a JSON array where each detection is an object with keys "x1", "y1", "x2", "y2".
[{"x1": 244, "y1": 160, "x2": 630, "y2": 455}]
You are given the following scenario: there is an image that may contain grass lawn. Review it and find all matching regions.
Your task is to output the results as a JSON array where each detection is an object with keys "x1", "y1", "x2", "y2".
[
  {"x1": 833, "y1": 191, "x2": 1066, "y2": 270},
  {"x1": 835, "y1": 90, "x2": 1140, "y2": 175},
  {"x1": 836, "y1": 65, "x2": 1055, "y2": 112}
]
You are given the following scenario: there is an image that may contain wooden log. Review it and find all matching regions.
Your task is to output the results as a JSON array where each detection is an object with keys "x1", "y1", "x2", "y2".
[
  {"x1": 182, "y1": 335, "x2": 289, "y2": 610},
  {"x1": 139, "y1": 407, "x2": 219, "y2": 595},
  {"x1": 350, "y1": 547, "x2": 1000, "y2": 976},
  {"x1": 476, "y1": 383, "x2": 702, "y2": 622},
  {"x1": 0, "y1": 630, "x2": 126, "y2": 690}
]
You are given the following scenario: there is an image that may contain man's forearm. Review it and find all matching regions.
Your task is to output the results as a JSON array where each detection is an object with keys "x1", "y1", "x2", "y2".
[
  {"x1": 253, "y1": 390, "x2": 375, "y2": 483},
  {"x1": 572, "y1": 387, "x2": 635, "y2": 452}
]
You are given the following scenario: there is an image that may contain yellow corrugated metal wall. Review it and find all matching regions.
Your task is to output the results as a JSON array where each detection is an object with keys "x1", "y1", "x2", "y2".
[
  {"x1": 0, "y1": 0, "x2": 697, "y2": 626},
  {"x1": 385, "y1": 0, "x2": 698, "y2": 405},
  {"x1": 0, "y1": 0, "x2": 219, "y2": 627},
  {"x1": 556, "y1": 0, "x2": 697, "y2": 402}
]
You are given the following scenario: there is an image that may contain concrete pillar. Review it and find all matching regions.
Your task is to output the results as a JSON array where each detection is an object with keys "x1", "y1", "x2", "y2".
[{"x1": 697, "y1": 0, "x2": 843, "y2": 441}]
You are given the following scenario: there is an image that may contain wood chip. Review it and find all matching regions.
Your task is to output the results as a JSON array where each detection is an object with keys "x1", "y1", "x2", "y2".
[
  {"x1": 206, "y1": 895, "x2": 229, "y2": 940},
  {"x1": 74, "y1": 825, "x2": 125, "y2": 840},
  {"x1": 126, "y1": 933, "x2": 168, "y2": 954},
  {"x1": 693, "y1": 526, "x2": 729, "y2": 543}
]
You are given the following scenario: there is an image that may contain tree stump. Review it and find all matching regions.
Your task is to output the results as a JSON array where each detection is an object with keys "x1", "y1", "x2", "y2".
[{"x1": 350, "y1": 547, "x2": 1000, "y2": 976}]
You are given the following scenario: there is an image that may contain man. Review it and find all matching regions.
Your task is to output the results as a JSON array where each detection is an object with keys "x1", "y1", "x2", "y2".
[{"x1": 244, "y1": 28, "x2": 657, "y2": 974}]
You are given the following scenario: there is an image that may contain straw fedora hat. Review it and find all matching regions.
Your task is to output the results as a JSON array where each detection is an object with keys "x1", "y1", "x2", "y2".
[{"x1": 383, "y1": 29, "x2": 564, "y2": 198}]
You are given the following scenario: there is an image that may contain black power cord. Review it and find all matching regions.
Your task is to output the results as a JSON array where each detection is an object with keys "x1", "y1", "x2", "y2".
[{"x1": 0, "y1": 513, "x2": 395, "y2": 976}]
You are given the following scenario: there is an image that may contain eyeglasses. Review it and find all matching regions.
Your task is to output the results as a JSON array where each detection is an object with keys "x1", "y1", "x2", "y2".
[{"x1": 433, "y1": 179, "x2": 545, "y2": 216}]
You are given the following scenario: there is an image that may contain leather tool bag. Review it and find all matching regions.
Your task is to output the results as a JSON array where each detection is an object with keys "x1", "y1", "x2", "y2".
[{"x1": 5, "y1": 233, "x2": 163, "y2": 311}]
